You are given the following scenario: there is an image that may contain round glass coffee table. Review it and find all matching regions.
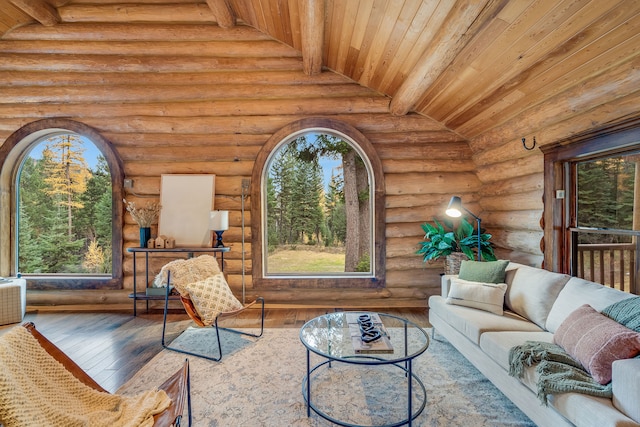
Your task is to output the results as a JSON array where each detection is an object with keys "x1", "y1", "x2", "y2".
[{"x1": 300, "y1": 312, "x2": 429, "y2": 427}]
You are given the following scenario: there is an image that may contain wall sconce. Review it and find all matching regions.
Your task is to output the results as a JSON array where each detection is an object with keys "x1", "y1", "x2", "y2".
[
  {"x1": 445, "y1": 196, "x2": 482, "y2": 261},
  {"x1": 209, "y1": 210, "x2": 229, "y2": 248}
]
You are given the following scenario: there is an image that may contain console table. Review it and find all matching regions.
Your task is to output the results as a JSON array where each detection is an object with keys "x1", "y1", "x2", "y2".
[{"x1": 127, "y1": 246, "x2": 230, "y2": 316}]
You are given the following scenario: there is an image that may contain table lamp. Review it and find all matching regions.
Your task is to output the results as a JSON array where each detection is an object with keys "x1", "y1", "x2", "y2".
[{"x1": 209, "y1": 210, "x2": 229, "y2": 248}]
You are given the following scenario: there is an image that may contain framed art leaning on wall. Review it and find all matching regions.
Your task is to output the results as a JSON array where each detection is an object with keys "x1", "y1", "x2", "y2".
[{"x1": 159, "y1": 174, "x2": 215, "y2": 247}]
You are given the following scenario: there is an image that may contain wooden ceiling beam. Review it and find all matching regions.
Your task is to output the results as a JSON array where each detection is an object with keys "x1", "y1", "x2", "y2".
[
  {"x1": 299, "y1": 0, "x2": 324, "y2": 76},
  {"x1": 206, "y1": 0, "x2": 236, "y2": 29},
  {"x1": 10, "y1": 0, "x2": 60, "y2": 27},
  {"x1": 389, "y1": 0, "x2": 502, "y2": 116}
]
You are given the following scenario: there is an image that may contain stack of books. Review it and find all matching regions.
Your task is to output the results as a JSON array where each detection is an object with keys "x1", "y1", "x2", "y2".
[{"x1": 346, "y1": 312, "x2": 394, "y2": 354}]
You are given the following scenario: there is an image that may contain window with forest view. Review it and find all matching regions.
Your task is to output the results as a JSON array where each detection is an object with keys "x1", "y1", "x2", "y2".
[
  {"x1": 577, "y1": 154, "x2": 637, "y2": 238},
  {"x1": 574, "y1": 152, "x2": 640, "y2": 292},
  {"x1": 18, "y1": 134, "x2": 112, "y2": 276},
  {"x1": 264, "y1": 131, "x2": 373, "y2": 276}
]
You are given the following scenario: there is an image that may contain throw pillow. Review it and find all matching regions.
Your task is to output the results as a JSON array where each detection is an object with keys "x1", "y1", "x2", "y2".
[
  {"x1": 184, "y1": 272, "x2": 243, "y2": 326},
  {"x1": 554, "y1": 304, "x2": 640, "y2": 385},
  {"x1": 153, "y1": 255, "x2": 222, "y2": 296},
  {"x1": 602, "y1": 296, "x2": 640, "y2": 332},
  {"x1": 446, "y1": 277, "x2": 507, "y2": 315},
  {"x1": 458, "y1": 260, "x2": 509, "y2": 284}
]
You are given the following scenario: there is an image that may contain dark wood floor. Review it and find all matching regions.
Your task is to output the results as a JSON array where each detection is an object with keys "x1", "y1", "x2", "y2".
[{"x1": 1, "y1": 306, "x2": 429, "y2": 393}]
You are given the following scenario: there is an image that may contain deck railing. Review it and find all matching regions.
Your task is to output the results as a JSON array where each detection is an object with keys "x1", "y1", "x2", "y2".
[{"x1": 571, "y1": 228, "x2": 640, "y2": 295}]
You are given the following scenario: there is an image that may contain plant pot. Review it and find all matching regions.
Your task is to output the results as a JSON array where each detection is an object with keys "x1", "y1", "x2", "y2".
[{"x1": 445, "y1": 252, "x2": 468, "y2": 275}]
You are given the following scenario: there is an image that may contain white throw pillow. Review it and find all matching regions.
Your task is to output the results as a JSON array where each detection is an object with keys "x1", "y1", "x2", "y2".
[
  {"x1": 446, "y1": 278, "x2": 507, "y2": 315},
  {"x1": 184, "y1": 272, "x2": 243, "y2": 326}
]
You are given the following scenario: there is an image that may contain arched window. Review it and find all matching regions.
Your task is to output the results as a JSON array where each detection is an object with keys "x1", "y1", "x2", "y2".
[
  {"x1": 251, "y1": 118, "x2": 385, "y2": 289},
  {"x1": 0, "y1": 119, "x2": 123, "y2": 289}
]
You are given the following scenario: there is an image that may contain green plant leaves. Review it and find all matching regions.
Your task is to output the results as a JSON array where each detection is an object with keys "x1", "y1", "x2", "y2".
[{"x1": 417, "y1": 217, "x2": 496, "y2": 262}]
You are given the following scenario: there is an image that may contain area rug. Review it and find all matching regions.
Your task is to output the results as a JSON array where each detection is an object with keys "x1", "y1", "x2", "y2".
[{"x1": 118, "y1": 327, "x2": 535, "y2": 426}]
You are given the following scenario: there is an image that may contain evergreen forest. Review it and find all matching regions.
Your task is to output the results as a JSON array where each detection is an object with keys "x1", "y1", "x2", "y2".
[
  {"x1": 577, "y1": 155, "x2": 637, "y2": 243},
  {"x1": 266, "y1": 133, "x2": 371, "y2": 273},
  {"x1": 18, "y1": 135, "x2": 112, "y2": 275}
]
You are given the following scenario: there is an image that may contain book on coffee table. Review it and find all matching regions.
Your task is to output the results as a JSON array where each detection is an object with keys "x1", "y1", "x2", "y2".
[{"x1": 347, "y1": 312, "x2": 394, "y2": 354}]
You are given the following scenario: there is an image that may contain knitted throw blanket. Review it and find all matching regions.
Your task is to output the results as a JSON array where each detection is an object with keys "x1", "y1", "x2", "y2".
[
  {"x1": 0, "y1": 327, "x2": 171, "y2": 427},
  {"x1": 508, "y1": 296, "x2": 640, "y2": 405},
  {"x1": 508, "y1": 341, "x2": 612, "y2": 405}
]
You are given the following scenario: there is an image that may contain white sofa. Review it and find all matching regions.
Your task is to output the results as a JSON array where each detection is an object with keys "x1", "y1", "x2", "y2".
[{"x1": 429, "y1": 262, "x2": 640, "y2": 427}]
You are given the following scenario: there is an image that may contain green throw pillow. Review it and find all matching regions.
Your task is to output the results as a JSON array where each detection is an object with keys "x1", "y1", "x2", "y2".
[{"x1": 458, "y1": 260, "x2": 509, "y2": 284}]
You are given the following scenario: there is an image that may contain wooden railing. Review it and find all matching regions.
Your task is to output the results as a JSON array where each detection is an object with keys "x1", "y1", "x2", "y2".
[{"x1": 571, "y1": 228, "x2": 640, "y2": 295}]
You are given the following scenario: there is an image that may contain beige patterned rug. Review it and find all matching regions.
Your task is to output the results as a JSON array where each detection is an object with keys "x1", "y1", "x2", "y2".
[{"x1": 118, "y1": 326, "x2": 534, "y2": 426}]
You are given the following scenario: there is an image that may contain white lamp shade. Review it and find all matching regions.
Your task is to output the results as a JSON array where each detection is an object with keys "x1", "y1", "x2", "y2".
[
  {"x1": 209, "y1": 210, "x2": 229, "y2": 231},
  {"x1": 445, "y1": 196, "x2": 462, "y2": 217}
]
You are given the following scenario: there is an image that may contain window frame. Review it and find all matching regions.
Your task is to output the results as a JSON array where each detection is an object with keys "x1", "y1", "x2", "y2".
[
  {"x1": 0, "y1": 119, "x2": 124, "y2": 289},
  {"x1": 541, "y1": 116, "x2": 640, "y2": 275},
  {"x1": 251, "y1": 118, "x2": 386, "y2": 289}
]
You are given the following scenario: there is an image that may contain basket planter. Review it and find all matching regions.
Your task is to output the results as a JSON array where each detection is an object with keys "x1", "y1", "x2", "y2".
[{"x1": 444, "y1": 252, "x2": 468, "y2": 275}]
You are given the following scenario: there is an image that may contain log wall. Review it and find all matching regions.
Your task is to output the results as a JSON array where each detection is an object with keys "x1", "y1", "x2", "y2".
[
  {"x1": 0, "y1": 22, "x2": 475, "y2": 308},
  {"x1": 470, "y1": 55, "x2": 640, "y2": 267}
]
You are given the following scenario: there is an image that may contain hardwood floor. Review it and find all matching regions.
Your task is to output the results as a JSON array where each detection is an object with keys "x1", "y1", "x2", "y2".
[{"x1": 1, "y1": 306, "x2": 429, "y2": 393}]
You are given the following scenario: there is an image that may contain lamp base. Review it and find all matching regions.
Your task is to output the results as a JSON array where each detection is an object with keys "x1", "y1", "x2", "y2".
[{"x1": 214, "y1": 230, "x2": 225, "y2": 248}]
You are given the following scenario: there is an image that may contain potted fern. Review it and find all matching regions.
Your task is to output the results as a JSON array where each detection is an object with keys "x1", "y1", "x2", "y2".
[{"x1": 417, "y1": 217, "x2": 496, "y2": 274}]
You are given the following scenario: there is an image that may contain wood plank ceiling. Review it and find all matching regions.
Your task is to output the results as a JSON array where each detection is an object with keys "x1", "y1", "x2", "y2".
[{"x1": 1, "y1": 0, "x2": 639, "y2": 149}]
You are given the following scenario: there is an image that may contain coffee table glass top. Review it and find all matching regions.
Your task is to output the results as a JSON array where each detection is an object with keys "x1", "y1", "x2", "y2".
[{"x1": 300, "y1": 312, "x2": 429, "y2": 362}]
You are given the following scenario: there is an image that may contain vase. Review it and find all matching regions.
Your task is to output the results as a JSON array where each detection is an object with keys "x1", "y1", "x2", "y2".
[{"x1": 139, "y1": 227, "x2": 151, "y2": 248}]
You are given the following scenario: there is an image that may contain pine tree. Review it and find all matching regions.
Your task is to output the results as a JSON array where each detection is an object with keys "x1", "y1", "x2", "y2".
[
  {"x1": 17, "y1": 207, "x2": 44, "y2": 273},
  {"x1": 42, "y1": 134, "x2": 91, "y2": 239},
  {"x1": 75, "y1": 156, "x2": 112, "y2": 253},
  {"x1": 38, "y1": 208, "x2": 84, "y2": 272},
  {"x1": 325, "y1": 172, "x2": 346, "y2": 245}
]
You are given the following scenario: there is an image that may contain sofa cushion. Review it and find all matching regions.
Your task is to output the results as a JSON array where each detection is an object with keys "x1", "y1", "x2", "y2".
[
  {"x1": 446, "y1": 278, "x2": 507, "y2": 315},
  {"x1": 549, "y1": 389, "x2": 638, "y2": 427},
  {"x1": 546, "y1": 277, "x2": 635, "y2": 333},
  {"x1": 458, "y1": 260, "x2": 509, "y2": 283},
  {"x1": 554, "y1": 304, "x2": 640, "y2": 384},
  {"x1": 479, "y1": 330, "x2": 553, "y2": 373},
  {"x1": 612, "y1": 358, "x2": 640, "y2": 424},
  {"x1": 429, "y1": 295, "x2": 543, "y2": 345},
  {"x1": 504, "y1": 264, "x2": 570, "y2": 329}
]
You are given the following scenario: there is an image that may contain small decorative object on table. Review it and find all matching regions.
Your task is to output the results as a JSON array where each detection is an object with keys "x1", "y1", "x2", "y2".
[
  {"x1": 124, "y1": 199, "x2": 161, "y2": 247},
  {"x1": 346, "y1": 312, "x2": 394, "y2": 354}
]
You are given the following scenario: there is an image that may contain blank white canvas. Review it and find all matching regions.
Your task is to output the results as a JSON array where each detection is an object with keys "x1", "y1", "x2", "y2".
[{"x1": 159, "y1": 174, "x2": 215, "y2": 247}]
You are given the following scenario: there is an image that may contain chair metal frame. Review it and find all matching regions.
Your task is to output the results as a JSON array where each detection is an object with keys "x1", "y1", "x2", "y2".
[
  {"x1": 161, "y1": 270, "x2": 265, "y2": 362},
  {"x1": 21, "y1": 322, "x2": 192, "y2": 427}
]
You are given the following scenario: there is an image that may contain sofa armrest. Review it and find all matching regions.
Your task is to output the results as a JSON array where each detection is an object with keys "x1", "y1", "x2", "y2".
[
  {"x1": 612, "y1": 358, "x2": 640, "y2": 423},
  {"x1": 441, "y1": 274, "x2": 458, "y2": 297}
]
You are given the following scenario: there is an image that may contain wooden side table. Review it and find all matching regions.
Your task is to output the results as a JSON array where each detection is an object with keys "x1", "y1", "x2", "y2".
[{"x1": 127, "y1": 247, "x2": 230, "y2": 316}]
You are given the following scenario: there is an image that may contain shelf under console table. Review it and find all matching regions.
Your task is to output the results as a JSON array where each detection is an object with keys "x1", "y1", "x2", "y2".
[{"x1": 127, "y1": 246, "x2": 230, "y2": 316}]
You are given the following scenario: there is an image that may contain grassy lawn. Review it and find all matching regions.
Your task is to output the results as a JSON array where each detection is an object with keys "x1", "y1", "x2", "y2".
[{"x1": 267, "y1": 247, "x2": 345, "y2": 273}]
